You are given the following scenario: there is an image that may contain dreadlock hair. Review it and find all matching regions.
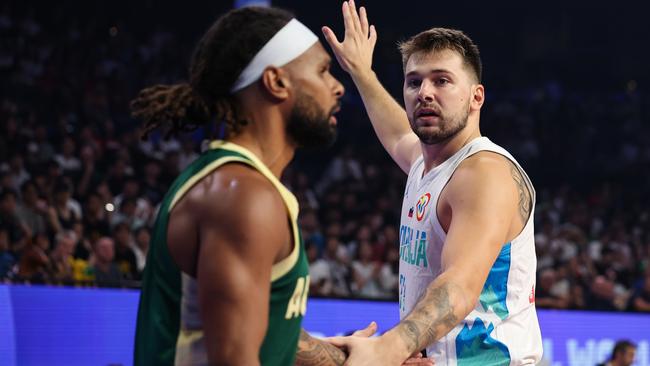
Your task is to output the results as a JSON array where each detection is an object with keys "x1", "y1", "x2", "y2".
[{"x1": 131, "y1": 7, "x2": 294, "y2": 140}]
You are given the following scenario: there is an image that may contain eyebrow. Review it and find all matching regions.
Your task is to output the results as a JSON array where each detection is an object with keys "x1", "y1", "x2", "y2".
[{"x1": 405, "y1": 68, "x2": 454, "y2": 77}]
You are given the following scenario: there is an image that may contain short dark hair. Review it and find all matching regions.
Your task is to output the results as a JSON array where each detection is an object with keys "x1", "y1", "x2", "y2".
[
  {"x1": 398, "y1": 27, "x2": 482, "y2": 83},
  {"x1": 612, "y1": 340, "x2": 636, "y2": 360},
  {"x1": 131, "y1": 6, "x2": 294, "y2": 140}
]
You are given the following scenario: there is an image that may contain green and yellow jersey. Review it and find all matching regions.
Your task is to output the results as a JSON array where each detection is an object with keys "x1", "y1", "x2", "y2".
[{"x1": 134, "y1": 140, "x2": 309, "y2": 366}]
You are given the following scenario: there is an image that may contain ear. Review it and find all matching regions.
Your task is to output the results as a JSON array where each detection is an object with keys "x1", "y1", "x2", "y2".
[
  {"x1": 261, "y1": 66, "x2": 291, "y2": 101},
  {"x1": 470, "y1": 84, "x2": 485, "y2": 111}
]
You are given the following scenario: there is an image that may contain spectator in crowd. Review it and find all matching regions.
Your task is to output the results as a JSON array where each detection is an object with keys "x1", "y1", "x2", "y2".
[
  {"x1": 307, "y1": 241, "x2": 333, "y2": 296},
  {"x1": 630, "y1": 274, "x2": 650, "y2": 312},
  {"x1": 587, "y1": 275, "x2": 620, "y2": 311},
  {"x1": 112, "y1": 177, "x2": 152, "y2": 226},
  {"x1": 16, "y1": 180, "x2": 47, "y2": 236},
  {"x1": 323, "y1": 236, "x2": 351, "y2": 297},
  {"x1": 17, "y1": 242, "x2": 49, "y2": 284},
  {"x1": 54, "y1": 136, "x2": 81, "y2": 176},
  {"x1": 299, "y1": 208, "x2": 325, "y2": 253},
  {"x1": 110, "y1": 197, "x2": 145, "y2": 230},
  {"x1": 47, "y1": 178, "x2": 81, "y2": 234},
  {"x1": 597, "y1": 340, "x2": 637, "y2": 366},
  {"x1": 111, "y1": 222, "x2": 138, "y2": 280},
  {"x1": 48, "y1": 230, "x2": 77, "y2": 283},
  {"x1": 535, "y1": 268, "x2": 569, "y2": 309},
  {"x1": 5, "y1": 154, "x2": 30, "y2": 192},
  {"x1": 81, "y1": 193, "x2": 111, "y2": 245},
  {"x1": 177, "y1": 138, "x2": 199, "y2": 171},
  {"x1": 132, "y1": 226, "x2": 150, "y2": 274},
  {"x1": 0, "y1": 189, "x2": 28, "y2": 254},
  {"x1": 378, "y1": 246, "x2": 399, "y2": 298},
  {"x1": 31, "y1": 126, "x2": 56, "y2": 166},
  {"x1": 90, "y1": 237, "x2": 122, "y2": 287},
  {"x1": 351, "y1": 240, "x2": 382, "y2": 298},
  {"x1": 0, "y1": 227, "x2": 16, "y2": 281},
  {"x1": 72, "y1": 222, "x2": 93, "y2": 261}
]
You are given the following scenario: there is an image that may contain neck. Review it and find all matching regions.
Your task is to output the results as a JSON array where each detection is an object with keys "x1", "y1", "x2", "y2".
[
  {"x1": 227, "y1": 94, "x2": 296, "y2": 179},
  {"x1": 420, "y1": 120, "x2": 481, "y2": 175}
]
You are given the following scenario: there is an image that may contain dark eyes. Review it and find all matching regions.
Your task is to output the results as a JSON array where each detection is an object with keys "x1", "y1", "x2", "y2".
[
  {"x1": 407, "y1": 79, "x2": 422, "y2": 88},
  {"x1": 407, "y1": 78, "x2": 450, "y2": 88}
]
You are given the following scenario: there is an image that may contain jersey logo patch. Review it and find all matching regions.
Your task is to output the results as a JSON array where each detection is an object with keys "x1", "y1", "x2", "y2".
[
  {"x1": 416, "y1": 193, "x2": 431, "y2": 221},
  {"x1": 408, "y1": 207, "x2": 414, "y2": 218}
]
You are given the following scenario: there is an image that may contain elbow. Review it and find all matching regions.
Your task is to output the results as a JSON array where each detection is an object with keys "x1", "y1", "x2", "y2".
[{"x1": 439, "y1": 272, "x2": 483, "y2": 318}]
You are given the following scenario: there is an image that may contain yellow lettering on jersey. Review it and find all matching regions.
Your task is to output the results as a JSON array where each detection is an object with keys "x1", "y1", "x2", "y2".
[
  {"x1": 285, "y1": 275, "x2": 310, "y2": 319},
  {"x1": 300, "y1": 276, "x2": 309, "y2": 315}
]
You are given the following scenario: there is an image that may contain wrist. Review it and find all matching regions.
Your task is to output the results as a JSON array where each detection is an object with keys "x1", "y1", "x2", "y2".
[
  {"x1": 349, "y1": 68, "x2": 376, "y2": 86},
  {"x1": 379, "y1": 329, "x2": 413, "y2": 363}
]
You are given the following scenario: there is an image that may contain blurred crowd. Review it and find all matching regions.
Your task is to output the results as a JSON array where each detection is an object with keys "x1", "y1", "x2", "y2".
[{"x1": 1, "y1": 4, "x2": 650, "y2": 312}]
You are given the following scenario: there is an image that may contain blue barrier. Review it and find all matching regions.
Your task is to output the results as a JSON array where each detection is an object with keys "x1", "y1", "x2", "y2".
[{"x1": 1, "y1": 285, "x2": 648, "y2": 366}]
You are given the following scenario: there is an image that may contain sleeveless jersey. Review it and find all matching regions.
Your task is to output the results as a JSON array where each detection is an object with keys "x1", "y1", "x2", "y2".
[
  {"x1": 134, "y1": 140, "x2": 309, "y2": 366},
  {"x1": 398, "y1": 137, "x2": 543, "y2": 366}
]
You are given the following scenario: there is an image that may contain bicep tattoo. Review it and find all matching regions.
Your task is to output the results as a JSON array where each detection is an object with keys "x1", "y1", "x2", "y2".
[{"x1": 509, "y1": 162, "x2": 532, "y2": 223}]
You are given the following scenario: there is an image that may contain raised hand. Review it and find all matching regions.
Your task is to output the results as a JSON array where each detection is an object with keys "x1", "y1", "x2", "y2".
[{"x1": 322, "y1": 0, "x2": 377, "y2": 78}]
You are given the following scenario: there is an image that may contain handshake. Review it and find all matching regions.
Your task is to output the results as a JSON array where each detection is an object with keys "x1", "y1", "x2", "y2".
[{"x1": 307, "y1": 321, "x2": 434, "y2": 366}]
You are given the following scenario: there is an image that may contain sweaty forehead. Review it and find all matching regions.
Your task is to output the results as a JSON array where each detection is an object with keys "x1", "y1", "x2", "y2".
[{"x1": 404, "y1": 48, "x2": 466, "y2": 76}]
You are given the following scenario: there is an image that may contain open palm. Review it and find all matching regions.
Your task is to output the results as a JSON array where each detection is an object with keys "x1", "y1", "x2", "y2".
[{"x1": 322, "y1": 0, "x2": 377, "y2": 76}]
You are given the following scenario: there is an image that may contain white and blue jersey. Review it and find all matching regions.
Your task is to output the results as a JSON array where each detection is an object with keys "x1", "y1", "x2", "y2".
[{"x1": 399, "y1": 137, "x2": 543, "y2": 366}]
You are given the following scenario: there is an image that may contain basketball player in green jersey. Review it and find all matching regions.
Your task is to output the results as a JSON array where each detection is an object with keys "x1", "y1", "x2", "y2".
[{"x1": 129, "y1": 7, "x2": 373, "y2": 366}]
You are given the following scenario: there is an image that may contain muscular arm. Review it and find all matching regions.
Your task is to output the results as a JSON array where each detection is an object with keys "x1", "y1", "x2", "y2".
[
  {"x1": 193, "y1": 166, "x2": 290, "y2": 365},
  {"x1": 323, "y1": 1, "x2": 420, "y2": 173},
  {"x1": 295, "y1": 329, "x2": 346, "y2": 366},
  {"x1": 381, "y1": 153, "x2": 528, "y2": 361}
]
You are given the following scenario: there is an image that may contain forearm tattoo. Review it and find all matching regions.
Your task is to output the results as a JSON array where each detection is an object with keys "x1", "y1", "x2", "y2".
[
  {"x1": 396, "y1": 283, "x2": 460, "y2": 353},
  {"x1": 509, "y1": 162, "x2": 532, "y2": 223},
  {"x1": 295, "y1": 329, "x2": 346, "y2": 366}
]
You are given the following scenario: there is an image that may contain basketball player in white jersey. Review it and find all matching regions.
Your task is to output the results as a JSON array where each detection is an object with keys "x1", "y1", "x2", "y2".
[{"x1": 322, "y1": 1, "x2": 543, "y2": 365}]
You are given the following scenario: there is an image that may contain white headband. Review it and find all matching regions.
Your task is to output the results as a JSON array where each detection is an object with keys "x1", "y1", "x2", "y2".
[{"x1": 230, "y1": 18, "x2": 318, "y2": 93}]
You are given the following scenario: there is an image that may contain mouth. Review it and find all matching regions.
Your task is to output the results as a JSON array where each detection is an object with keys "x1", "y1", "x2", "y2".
[
  {"x1": 329, "y1": 105, "x2": 341, "y2": 126},
  {"x1": 414, "y1": 107, "x2": 441, "y2": 125},
  {"x1": 415, "y1": 107, "x2": 440, "y2": 119}
]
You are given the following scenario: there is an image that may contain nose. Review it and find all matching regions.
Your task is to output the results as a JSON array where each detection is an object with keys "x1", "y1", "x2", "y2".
[
  {"x1": 417, "y1": 79, "x2": 435, "y2": 104},
  {"x1": 333, "y1": 78, "x2": 345, "y2": 98}
]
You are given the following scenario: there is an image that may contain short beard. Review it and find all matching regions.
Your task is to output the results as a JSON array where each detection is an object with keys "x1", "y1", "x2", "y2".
[
  {"x1": 286, "y1": 91, "x2": 337, "y2": 148},
  {"x1": 412, "y1": 103, "x2": 469, "y2": 145}
]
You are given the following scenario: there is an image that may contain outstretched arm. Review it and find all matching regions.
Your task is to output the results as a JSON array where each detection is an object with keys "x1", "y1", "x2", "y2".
[{"x1": 323, "y1": 0, "x2": 420, "y2": 173}]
